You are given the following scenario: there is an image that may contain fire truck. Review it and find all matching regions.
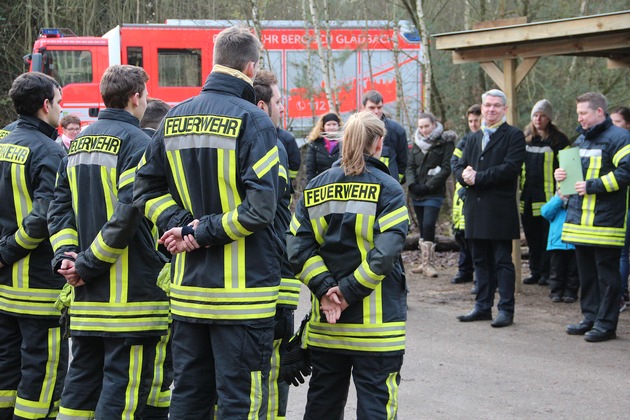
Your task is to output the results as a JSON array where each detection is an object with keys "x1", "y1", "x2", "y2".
[{"x1": 26, "y1": 20, "x2": 422, "y2": 132}]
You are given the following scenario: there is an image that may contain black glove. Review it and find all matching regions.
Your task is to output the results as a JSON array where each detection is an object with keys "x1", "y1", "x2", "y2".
[
  {"x1": 280, "y1": 314, "x2": 311, "y2": 386},
  {"x1": 409, "y1": 183, "x2": 430, "y2": 196}
]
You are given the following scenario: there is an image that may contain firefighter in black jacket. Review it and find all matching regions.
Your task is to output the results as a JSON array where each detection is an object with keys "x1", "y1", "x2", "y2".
[
  {"x1": 287, "y1": 111, "x2": 409, "y2": 419},
  {"x1": 133, "y1": 27, "x2": 280, "y2": 419},
  {"x1": 0, "y1": 72, "x2": 68, "y2": 420},
  {"x1": 48, "y1": 65, "x2": 169, "y2": 419}
]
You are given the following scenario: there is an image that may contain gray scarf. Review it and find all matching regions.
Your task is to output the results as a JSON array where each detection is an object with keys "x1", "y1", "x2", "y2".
[{"x1": 414, "y1": 121, "x2": 444, "y2": 153}]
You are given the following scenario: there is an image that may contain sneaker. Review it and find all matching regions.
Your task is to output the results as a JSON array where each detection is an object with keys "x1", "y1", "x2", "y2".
[{"x1": 563, "y1": 296, "x2": 577, "y2": 304}]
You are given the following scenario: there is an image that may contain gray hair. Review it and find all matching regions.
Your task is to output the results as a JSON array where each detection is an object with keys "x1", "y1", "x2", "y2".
[{"x1": 482, "y1": 89, "x2": 507, "y2": 106}]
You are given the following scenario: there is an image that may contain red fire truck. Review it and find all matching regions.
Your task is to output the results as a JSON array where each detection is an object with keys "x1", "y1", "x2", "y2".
[{"x1": 27, "y1": 20, "x2": 422, "y2": 132}]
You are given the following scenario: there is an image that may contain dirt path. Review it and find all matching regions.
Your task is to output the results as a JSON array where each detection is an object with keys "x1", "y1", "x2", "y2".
[{"x1": 286, "y1": 250, "x2": 630, "y2": 419}]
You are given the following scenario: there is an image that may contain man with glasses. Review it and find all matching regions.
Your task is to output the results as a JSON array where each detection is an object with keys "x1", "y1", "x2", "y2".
[{"x1": 453, "y1": 89, "x2": 526, "y2": 328}]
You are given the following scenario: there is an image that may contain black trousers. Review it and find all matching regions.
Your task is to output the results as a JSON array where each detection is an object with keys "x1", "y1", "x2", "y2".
[
  {"x1": 521, "y1": 202, "x2": 550, "y2": 280},
  {"x1": 269, "y1": 308, "x2": 294, "y2": 419},
  {"x1": 548, "y1": 250, "x2": 579, "y2": 298},
  {"x1": 144, "y1": 327, "x2": 173, "y2": 420},
  {"x1": 169, "y1": 319, "x2": 274, "y2": 419},
  {"x1": 304, "y1": 349, "x2": 403, "y2": 420},
  {"x1": 454, "y1": 229, "x2": 473, "y2": 276},
  {"x1": 574, "y1": 245, "x2": 622, "y2": 332},
  {"x1": 413, "y1": 205, "x2": 441, "y2": 243},
  {"x1": 0, "y1": 314, "x2": 68, "y2": 420},
  {"x1": 471, "y1": 239, "x2": 515, "y2": 315}
]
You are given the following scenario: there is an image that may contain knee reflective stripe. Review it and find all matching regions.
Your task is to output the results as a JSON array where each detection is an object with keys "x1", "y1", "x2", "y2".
[
  {"x1": 147, "y1": 334, "x2": 169, "y2": 407},
  {"x1": 57, "y1": 407, "x2": 95, "y2": 419},
  {"x1": 249, "y1": 371, "x2": 263, "y2": 420},
  {"x1": 0, "y1": 390, "x2": 16, "y2": 408},
  {"x1": 385, "y1": 372, "x2": 399, "y2": 420},
  {"x1": 14, "y1": 396, "x2": 54, "y2": 419},
  {"x1": 122, "y1": 345, "x2": 144, "y2": 417},
  {"x1": 267, "y1": 339, "x2": 282, "y2": 420}
]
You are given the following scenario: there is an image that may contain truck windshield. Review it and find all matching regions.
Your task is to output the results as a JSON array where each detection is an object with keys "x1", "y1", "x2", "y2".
[{"x1": 43, "y1": 50, "x2": 93, "y2": 86}]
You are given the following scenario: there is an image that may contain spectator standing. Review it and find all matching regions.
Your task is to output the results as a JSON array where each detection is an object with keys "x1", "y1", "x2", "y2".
[
  {"x1": 362, "y1": 90, "x2": 408, "y2": 183},
  {"x1": 453, "y1": 89, "x2": 526, "y2": 328},
  {"x1": 57, "y1": 114, "x2": 81, "y2": 153},
  {"x1": 521, "y1": 100, "x2": 570, "y2": 286},
  {"x1": 0, "y1": 72, "x2": 68, "y2": 419},
  {"x1": 407, "y1": 112, "x2": 456, "y2": 277},
  {"x1": 556, "y1": 93, "x2": 630, "y2": 342},
  {"x1": 305, "y1": 112, "x2": 342, "y2": 184},
  {"x1": 450, "y1": 104, "x2": 481, "y2": 289},
  {"x1": 541, "y1": 190, "x2": 579, "y2": 303},
  {"x1": 141, "y1": 98, "x2": 171, "y2": 137}
]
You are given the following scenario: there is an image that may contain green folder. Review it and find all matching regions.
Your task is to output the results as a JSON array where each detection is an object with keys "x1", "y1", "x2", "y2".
[{"x1": 558, "y1": 147, "x2": 584, "y2": 195}]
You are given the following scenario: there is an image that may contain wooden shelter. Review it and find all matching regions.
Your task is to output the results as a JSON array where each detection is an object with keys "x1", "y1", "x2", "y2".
[{"x1": 434, "y1": 10, "x2": 630, "y2": 288}]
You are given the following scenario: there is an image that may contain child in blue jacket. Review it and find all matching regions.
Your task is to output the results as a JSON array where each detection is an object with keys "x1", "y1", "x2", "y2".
[{"x1": 541, "y1": 191, "x2": 579, "y2": 302}]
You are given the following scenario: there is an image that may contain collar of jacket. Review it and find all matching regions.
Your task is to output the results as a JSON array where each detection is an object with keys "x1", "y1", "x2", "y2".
[
  {"x1": 331, "y1": 156, "x2": 389, "y2": 174},
  {"x1": 16, "y1": 114, "x2": 58, "y2": 140},
  {"x1": 97, "y1": 108, "x2": 141, "y2": 127},
  {"x1": 202, "y1": 70, "x2": 257, "y2": 105},
  {"x1": 576, "y1": 116, "x2": 612, "y2": 140}
]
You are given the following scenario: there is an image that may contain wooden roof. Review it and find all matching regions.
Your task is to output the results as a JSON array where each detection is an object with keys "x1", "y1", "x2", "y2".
[{"x1": 434, "y1": 10, "x2": 630, "y2": 68}]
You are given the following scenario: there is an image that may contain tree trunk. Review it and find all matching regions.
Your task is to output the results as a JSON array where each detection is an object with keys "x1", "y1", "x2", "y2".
[
  {"x1": 416, "y1": 0, "x2": 431, "y2": 112},
  {"x1": 309, "y1": 0, "x2": 336, "y2": 113},
  {"x1": 322, "y1": 0, "x2": 339, "y2": 112},
  {"x1": 250, "y1": 0, "x2": 272, "y2": 68}
]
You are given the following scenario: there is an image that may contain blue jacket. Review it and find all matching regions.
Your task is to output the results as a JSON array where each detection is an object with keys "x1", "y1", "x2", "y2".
[{"x1": 541, "y1": 195, "x2": 574, "y2": 251}]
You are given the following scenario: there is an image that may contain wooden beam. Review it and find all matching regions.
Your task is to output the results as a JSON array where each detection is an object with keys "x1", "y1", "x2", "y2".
[
  {"x1": 608, "y1": 57, "x2": 630, "y2": 69},
  {"x1": 472, "y1": 17, "x2": 527, "y2": 30},
  {"x1": 515, "y1": 57, "x2": 539, "y2": 86},
  {"x1": 479, "y1": 62, "x2": 504, "y2": 91},
  {"x1": 451, "y1": 32, "x2": 630, "y2": 64},
  {"x1": 435, "y1": 11, "x2": 630, "y2": 50}
]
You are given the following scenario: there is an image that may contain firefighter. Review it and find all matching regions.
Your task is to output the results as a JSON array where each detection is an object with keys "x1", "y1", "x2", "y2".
[
  {"x1": 287, "y1": 111, "x2": 409, "y2": 419},
  {"x1": 133, "y1": 27, "x2": 280, "y2": 419},
  {"x1": 253, "y1": 70, "x2": 301, "y2": 419},
  {"x1": 0, "y1": 72, "x2": 68, "y2": 420},
  {"x1": 48, "y1": 65, "x2": 169, "y2": 419}
]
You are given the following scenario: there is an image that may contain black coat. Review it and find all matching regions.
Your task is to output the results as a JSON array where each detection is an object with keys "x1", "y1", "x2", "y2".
[
  {"x1": 305, "y1": 137, "x2": 340, "y2": 184},
  {"x1": 453, "y1": 122, "x2": 526, "y2": 240}
]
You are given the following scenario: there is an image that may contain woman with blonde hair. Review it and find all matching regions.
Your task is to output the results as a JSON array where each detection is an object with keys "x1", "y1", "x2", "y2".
[
  {"x1": 288, "y1": 111, "x2": 409, "y2": 419},
  {"x1": 305, "y1": 112, "x2": 342, "y2": 183}
]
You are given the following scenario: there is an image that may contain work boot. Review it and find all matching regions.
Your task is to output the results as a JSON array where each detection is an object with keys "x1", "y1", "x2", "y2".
[
  {"x1": 421, "y1": 241, "x2": 438, "y2": 278},
  {"x1": 411, "y1": 238, "x2": 424, "y2": 274}
]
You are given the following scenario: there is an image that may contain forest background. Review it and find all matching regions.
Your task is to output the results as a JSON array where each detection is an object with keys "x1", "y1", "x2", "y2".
[{"x1": 1, "y1": 0, "x2": 629, "y2": 139}]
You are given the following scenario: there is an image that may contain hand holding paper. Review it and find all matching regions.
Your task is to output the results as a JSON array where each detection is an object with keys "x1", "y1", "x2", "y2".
[{"x1": 557, "y1": 148, "x2": 583, "y2": 195}]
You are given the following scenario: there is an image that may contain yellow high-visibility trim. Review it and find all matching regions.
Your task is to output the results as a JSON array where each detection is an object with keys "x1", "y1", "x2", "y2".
[
  {"x1": 57, "y1": 406, "x2": 94, "y2": 419},
  {"x1": 147, "y1": 331, "x2": 170, "y2": 407},
  {"x1": 385, "y1": 372, "x2": 399, "y2": 420},
  {"x1": 221, "y1": 210, "x2": 253, "y2": 241},
  {"x1": 398, "y1": 173, "x2": 404, "y2": 182},
  {"x1": 354, "y1": 260, "x2": 385, "y2": 290},
  {"x1": 67, "y1": 166, "x2": 79, "y2": 220},
  {"x1": 249, "y1": 370, "x2": 263, "y2": 419},
  {"x1": 118, "y1": 167, "x2": 136, "y2": 190},
  {"x1": 543, "y1": 149, "x2": 555, "y2": 202},
  {"x1": 288, "y1": 169, "x2": 298, "y2": 178},
  {"x1": 289, "y1": 214, "x2": 300, "y2": 235},
  {"x1": 0, "y1": 143, "x2": 29, "y2": 164},
  {"x1": 50, "y1": 228, "x2": 78, "y2": 252},
  {"x1": 89, "y1": 231, "x2": 125, "y2": 264},
  {"x1": 378, "y1": 206, "x2": 408, "y2": 232},
  {"x1": 306, "y1": 321, "x2": 406, "y2": 352},
  {"x1": 379, "y1": 156, "x2": 390, "y2": 168},
  {"x1": 145, "y1": 194, "x2": 178, "y2": 225},
  {"x1": 562, "y1": 223, "x2": 625, "y2": 247},
  {"x1": 267, "y1": 338, "x2": 282, "y2": 420},
  {"x1": 297, "y1": 256, "x2": 328, "y2": 285},
  {"x1": 252, "y1": 146, "x2": 279, "y2": 179},
  {"x1": 14, "y1": 226, "x2": 43, "y2": 250},
  {"x1": 166, "y1": 150, "x2": 193, "y2": 211},
  {"x1": 612, "y1": 144, "x2": 630, "y2": 167},
  {"x1": 278, "y1": 277, "x2": 301, "y2": 307},
  {"x1": 278, "y1": 164, "x2": 288, "y2": 182},
  {"x1": 581, "y1": 156, "x2": 601, "y2": 227},
  {"x1": 39, "y1": 327, "x2": 62, "y2": 405},
  {"x1": 122, "y1": 345, "x2": 143, "y2": 417},
  {"x1": 311, "y1": 217, "x2": 328, "y2": 245},
  {"x1": 0, "y1": 390, "x2": 16, "y2": 408},
  {"x1": 453, "y1": 148, "x2": 462, "y2": 158},
  {"x1": 101, "y1": 166, "x2": 117, "y2": 219},
  {"x1": 601, "y1": 172, "x2": 619, "y2": 192}
]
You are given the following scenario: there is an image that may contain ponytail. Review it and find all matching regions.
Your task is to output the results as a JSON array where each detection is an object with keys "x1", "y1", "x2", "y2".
[{"x1": 341, "y1": 111, "x2": 386, "y2": 176}]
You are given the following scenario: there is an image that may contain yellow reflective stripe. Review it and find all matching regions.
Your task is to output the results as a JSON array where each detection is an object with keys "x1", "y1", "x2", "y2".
[
  {"x1": 398, "y1": 173, "x2": 404, "y2": 182},
  {"x1": 89, "y1": 232, "x2": 125, "y2": 264},
  {"x1": 543, "y1": 149, "x2": 555, "y2": 201},
  {"x1": 221, "y1": 210, "x2": 253, "y2": 241},
  {"x1": 311, "y1": 217, "x2": 328, "y2": 245},
  {"x1": 39, "y1": 327, "x2": 62, "y2": 406},
  {"x1": 288, "y1": 169, "x2": 298, "y2": 178},
  {"x1": 267, "y1": 338, "x2": 282, "y2": 420},
  {"x1": 289, "y1": 214, "x2": 300, "y2": 235},
  {"x1": 122, "y1": 345, "x2": 143, "y2": 417},
  {"x1": 379, "y1": 156, "x2": 390, "y2": 167},
  {"x1": 136, "y1": 152, "x2": 147, "y2": 170},
  {"x1": 612, "y1": 144, "x2": 630, "y2": 167},
  {"x1": 50, "y1": 228, "x2": 79, "y2": 252},
  {"x1": 101, "y1": 166, "x2": 117, "y2": 219},
  {"x1": 0, "y1": 390, "x2": 16, "y2": 408},
  {"x1": 297, "y1": 256, "x2": 328, "y2": 285},
  {"x1": 252, "y1": 146, "x2": 279, "y2": 179},
  {"x1": 172, "y1": 252, "x2": 186, "y2": 287},
  {"x1": 453, "y1": 148, "x2": 462, "y2": 158},
  {"x1": 15, "y1": 396, "x2": 52, "y2": 418},
  {"x1": 11, "y1": 164, "x2": 32, "y2": 288},
  {"x1": 111, "y1": 246, "x2": 129, "y2": 304},
  {"x1": 118, "y1": 167, "x2": 135, "y2": 190},
  {"x1": 67, "y1": 166, "x2": 79, "y2": 222},
  {"x1": 70, "y1": 301, "x2": 169, "y2": 332},
  {"x1": 57, "y1": 406, "x2": 94, "y2": 419},
  {"x1": 145, "y1": 194, "x2": 178, "y2": 224},
  {"x1": 0, "y1": 285, "x2": 60, "y2": 316},
  {"x1": 306, "y1": 321, "x2": 406, "y2": 352},
  {"x1": 166, "y1": 150, "x2": 193, "y2": 211},
  {"x1": 278, "y1": 164, "x2": 288, "y2": 182},
  {"x1": 14, "y1": 226, "x2": 43, "y2": 250},
  {"x1": 386, "y1": 372, "x2": 399, "y2": 419},
  {"x1": 581, "y1": 156, "x2": 601, "y2": 227},
  {"x1": 601, "y1": 172, "x2": 619, "y2": 192},
  {"x1": 562, "y1": 223, "x2": 625, "y2": 247},
  {"x1": 354, "y1": 260, "x2": 385, "y2": 290},
  {"x1": 378, "y1": 206, "x2": 408, "y2": 232},
  {"x1": 278, "y1": 277, "x2": 301, "y2": 307},
  {"x1": 147, "y1": 331, "x2": 170, "y2": 407},
  {"x1": 70, "y1": 301, "x2": 169, "y2": 313},
  {"x1": 249, "y1": 370, "x2": 263, "y2": 419}
]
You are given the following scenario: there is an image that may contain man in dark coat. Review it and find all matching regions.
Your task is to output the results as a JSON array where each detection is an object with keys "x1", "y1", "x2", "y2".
[{"x1": 453, "y1": 89, "x2": 526, "y2": 328}]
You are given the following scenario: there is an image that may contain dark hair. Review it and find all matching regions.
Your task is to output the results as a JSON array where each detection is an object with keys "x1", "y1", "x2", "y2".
[
  {"x1": 60, "y1": 114, "x2": 81, "y2": 128},
  {"x1": 9, "y1": 72, "x2": 60, "y2": 116},
  {"x1": 362, "y1": 90, "x2": 383, "y2": 106},
  {"x1": 100, "y1": 65, "x2": 149, "y2": 109},
  {"x1": 417, "y1": 112, "x2": 437, "y2": 125},
  {"x1": 610, "y1": 106, "x2": 630, "y2": 125},
  {"x1": 213, "y1": 26, "x2": 261, "y2": 71},
  {"x1": 466, "y1": 104, "x2": 481, "y2": 116},
  {"x1": 141, "y1": 98, "x2": 170, "y2": 130},
  {"x1": 253, "y1": 70, "x2": 278, "y2": 105},
  {"x1": 576, "y1": 92, "x2": 607, "y2": 113},
  {"x1": 308, "y1": 112, "x2": 342, "y2": 142}
]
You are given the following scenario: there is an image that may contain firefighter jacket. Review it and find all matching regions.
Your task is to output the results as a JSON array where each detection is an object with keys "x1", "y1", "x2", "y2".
[
  {"x1": 562, "y1": 117, "x2": 630, "y2": 247},
  {"x1": 287, "y1": 157, "x2": 409, "y2": 355},
  {"x1": 48, "y1": 108, "x2": 169, "y2": 337},
  {"x1": 277, "y1": 128, "x2": 301, "y2": 182},
  {"x1": 381, "y1": 117, "x2": 408, "y2": 183},
  {"x1": 133, "y1": 70, "x2": 281, "y2": 324},
  {"x1": 406, "y1": 129, "x2": 456, "y2": 200},
  {"x1": 0, "y1": 116, "x2": 65, "y2": 318},
  {"x1": 520, "y1": 130, "x2": 570, "y2": 216},
  {"x1": 275, "y1": 141, "x2": 300, "y2": 310}
]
